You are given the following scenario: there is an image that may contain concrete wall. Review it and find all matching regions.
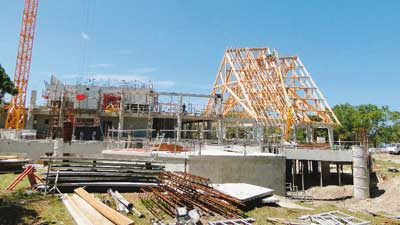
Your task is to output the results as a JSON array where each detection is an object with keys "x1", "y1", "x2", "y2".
[
  {"x1": 0, "y1": 139, "x2": 111, "y2": 160},
  {"x1": 188, "y1": 155, "x2": 286, "y2": 195}
]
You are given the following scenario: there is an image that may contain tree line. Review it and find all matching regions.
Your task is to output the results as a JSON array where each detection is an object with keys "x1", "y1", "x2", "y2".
[{"x1": 333, "y1": 104, "x2": 400, "y2": 147}]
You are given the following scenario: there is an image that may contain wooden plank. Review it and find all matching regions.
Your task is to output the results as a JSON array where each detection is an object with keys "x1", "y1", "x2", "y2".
[{"x1": 74, "y1": 187, "x2": 134, "y2": 225}]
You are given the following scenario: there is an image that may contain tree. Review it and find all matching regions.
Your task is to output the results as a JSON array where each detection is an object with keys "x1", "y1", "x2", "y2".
[
  {"x1": 333, "y1": 103, "x2": 397, "y2": 147},
  {"x1": 0, "y1": 64, "x2": 18, "y2": 101}
]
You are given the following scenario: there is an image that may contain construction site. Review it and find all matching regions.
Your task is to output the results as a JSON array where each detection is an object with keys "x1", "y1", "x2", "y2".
[{"x1": 1, "y1": 1, "x2": 400, "y2": 225}]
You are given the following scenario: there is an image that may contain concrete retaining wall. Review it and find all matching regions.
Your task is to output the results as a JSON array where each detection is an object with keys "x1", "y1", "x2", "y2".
[
  {"x1": 188, "y1": 155, "x2": 286, "y2": 195},
  {"x1": 0, "y1": 139, "x2": 111, "y2": 160}
]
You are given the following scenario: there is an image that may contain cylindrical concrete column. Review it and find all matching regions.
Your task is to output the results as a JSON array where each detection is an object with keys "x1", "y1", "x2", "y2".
[{"x1": 352, "y1": 146, "x2": 370, "y2": 199}]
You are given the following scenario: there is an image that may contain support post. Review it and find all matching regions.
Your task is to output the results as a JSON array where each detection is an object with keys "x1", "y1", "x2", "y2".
[
  {"x1": 292, "y1": 160, "x2": 296, "y2": 189},
  {"x1": 306, "y1": 126, "x2": 313, "y2": 144},
  {"x1": 176, "y1": 95, "x2": 182, "y2": 142},
  {"x1": 301, "y1": 161, "x2": 305, "y2": 191},
  {"x1": 118, "y1": 90, "x2": 124, "y2": 141},
  {"x1": 328, "y1": 126, "x2": 334, "y2": 148},
  {"x1": 215, "y1": 96, "x2": 224, "y2": 144},
  {"x1": 319, "y1": 161, "x2": 323, "y2": 187}
]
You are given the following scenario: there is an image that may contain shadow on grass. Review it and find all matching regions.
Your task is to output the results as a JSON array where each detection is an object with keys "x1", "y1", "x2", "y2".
[
  {"x1": 0, "y1": 191, "x2": 41, "y2": 225},
  {"x1": 0, "y1": 199, "x2": 38, "y2": 225}
]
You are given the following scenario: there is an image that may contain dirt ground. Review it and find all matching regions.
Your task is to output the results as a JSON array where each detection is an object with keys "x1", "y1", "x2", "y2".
[{"x1": 306, "y1": 153, "x2": 400, "y2": 217}]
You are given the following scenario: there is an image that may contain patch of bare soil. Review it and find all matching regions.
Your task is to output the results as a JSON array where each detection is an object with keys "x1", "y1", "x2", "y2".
[
  {"x1": 348, "y1": 176, "x2": 400, "y2": 215},
  {"x1": 305, "y1": 185, "x2": 353, "y2": 200}
]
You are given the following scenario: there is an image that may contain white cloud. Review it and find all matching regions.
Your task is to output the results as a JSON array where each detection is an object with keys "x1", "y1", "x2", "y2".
[
  {"x1": 130, "y1": 67, "x2": 158, "y2": 74},
  {"x1": 89, "y1": 63, "x2": 114, "y2": 68},
  {"x1": 81, "y1": 32, "x2": 90, "y2": 41}
]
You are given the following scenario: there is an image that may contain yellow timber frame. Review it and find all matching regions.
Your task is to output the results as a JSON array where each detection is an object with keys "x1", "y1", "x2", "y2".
[{"x1": 206, "y1": 47, "x2": 340, "y2": 136}]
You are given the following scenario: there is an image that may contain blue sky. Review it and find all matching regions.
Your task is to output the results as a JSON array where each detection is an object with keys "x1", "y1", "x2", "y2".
[{"x1": 0, "y1": 1, "x2": 399, "y2": 109}]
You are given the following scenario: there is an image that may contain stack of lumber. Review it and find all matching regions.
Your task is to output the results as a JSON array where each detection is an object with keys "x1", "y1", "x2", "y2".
[
  {"x1": 62, "y1": 187, "x2": 134, "y2": 225},
  {"x1": 42, "y1": 156, "x2": 164, "y2": 191},
  {"x1": 0, "y1": 155, "x2": 31, "y2": 173}
]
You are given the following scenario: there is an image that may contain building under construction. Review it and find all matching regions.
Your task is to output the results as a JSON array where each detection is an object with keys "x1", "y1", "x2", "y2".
[
  {"x1": 2, "y1": 47, "x2": 340, "y2": 147},
  {"x1": 0, "y1": 47, "x2": 363, "y2": 198}
]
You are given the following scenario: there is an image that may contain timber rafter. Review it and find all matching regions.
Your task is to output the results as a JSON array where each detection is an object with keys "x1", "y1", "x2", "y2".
[{"x1": 206, "y1": 47, "x2": 340, "y2": 127}]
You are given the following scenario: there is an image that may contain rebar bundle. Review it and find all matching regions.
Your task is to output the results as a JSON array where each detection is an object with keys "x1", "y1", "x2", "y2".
[{"x1": 141, "y1": 172, "x2": 246, "y2": 219}]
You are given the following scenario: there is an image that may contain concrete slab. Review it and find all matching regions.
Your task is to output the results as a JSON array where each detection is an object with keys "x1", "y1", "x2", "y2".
[
  {"x1": 211, "y1": 183, "x2": 274, "y2": 203},
  {"x1": 281, "y1": 149, "x2": 352, "y2": 162}
]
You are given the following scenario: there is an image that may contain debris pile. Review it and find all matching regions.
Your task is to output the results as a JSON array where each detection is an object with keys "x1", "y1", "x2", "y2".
[
  {"x1": 140, "y1": 172, "x2": 246, "y2": 220},
  {"x1": 42, "y1": 156, "x2": 164, "y2": 191},
  {"x1": 208, "y1": 218, "x2": 256, "y2": 225},
  {"x1": 267, "y1": 211, "x2": 370, "y2": 225}
]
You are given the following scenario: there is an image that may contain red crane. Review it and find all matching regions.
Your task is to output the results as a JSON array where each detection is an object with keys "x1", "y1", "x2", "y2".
[{"x1": 6, "y1": 0, "x2": 39, "y2": 129}]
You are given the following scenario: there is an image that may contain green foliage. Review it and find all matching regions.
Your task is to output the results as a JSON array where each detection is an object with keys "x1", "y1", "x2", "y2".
[
  {"x1": 0, "y1": 64, "x2": 18, "y2": 99},
  {"x1": 333, "y1": 103, "x2": 399, "y2": 147}
]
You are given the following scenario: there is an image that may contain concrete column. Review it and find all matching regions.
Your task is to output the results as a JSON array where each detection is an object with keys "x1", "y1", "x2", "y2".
[
  {"x1": 328, "y1": 126, "x2": 334, "y2": 148},
  {"x1": 118, "y1": 91, "x2": 124, "y2": 140},
  {"x1": 292, "y1": 160, "x2": 296, "y2": 188},
  {"x1": 302, "y1": 160, "x2": 309, "y2": 174},
  {"x1": 253, "y1": 123, "x2": 258, "y2": 141},
  {"x1": 217, "y1": 118, "x2": 225, "y2": 144},
  {"x1": 215, "y1": 96, "x2": 224, "y2": 144},
  {"x1": 319, "y1": 161, "x2": 323, "y2": 187},
  {"x1": 200, "y1": 121, "x2": 205, "y2": 140},
  {"x1": 301, "y1": 161, "x2": 305, "y2": 191},
  {"x1": 176, "y1": 95, "x2": 182, "y2": 142},
  {"x1": 292, "y1": 125, "x2": 297, "y2": 143},
  {"x1": 206, "y1": 121, "x2": 212, "y2": 139},
  {"x1": 306, "y1": 126, "x2": 313, "y2": 143}
]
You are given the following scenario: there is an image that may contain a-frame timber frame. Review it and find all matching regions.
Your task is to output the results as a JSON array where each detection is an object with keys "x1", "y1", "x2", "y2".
[{"x1": 206, "y1": 47, "x2": 340, "y2": 139}]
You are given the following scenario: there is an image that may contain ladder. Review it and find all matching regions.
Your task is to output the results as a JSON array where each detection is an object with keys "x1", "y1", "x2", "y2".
[{"x1": 152, "y1": 133, "x2": 165, "y2": 152}]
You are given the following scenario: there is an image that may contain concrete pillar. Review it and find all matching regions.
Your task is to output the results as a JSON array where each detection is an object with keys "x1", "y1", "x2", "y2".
[
  {"x1": 253, "y1": 123, "x2": 258, "y2": 141},
  {"x1": 319, "y1": 161, "x2": 323, "y2": 187},
  {"x1": 118, "y1": 91, "x2": 124, "y2": 140},
  {"x1": 215, "y1": 95, "x2": 224, "y2": 144},
  {"x1": 328, "y1": 126, "x2": 334, "y2": 148},
  {"x1": 302, "y1": 160, "x2": 309, "y2": 174},
  {"x1": 301, "y1": 161, "x2": 305, "y2": 191},
  {"x1": 306, "y1": 126, "x2": 313, "y2": 143},
  {"x1": 200, "y1": 121, "x2": 205, "y2": 140},
  {"x1": 292, "y1": 160, "x2": 296, "y2": 188},
  {"x1": 206, "y1": 121, "x2": 212, "y2": 139},
  {"x1": 176, "y1": 95, "x2": 182, "y2": 142},
  {"x1": 217, "y1": 118, "x2": 224, "y2": 144},
  {"x1": 292, "y1": 125, "x2": 297, "y2": 143}
]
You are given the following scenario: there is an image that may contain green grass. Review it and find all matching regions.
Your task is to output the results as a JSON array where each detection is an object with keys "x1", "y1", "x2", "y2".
[
  {"x1": 247, "y1": 202, "x2": 397, "y2": 225},
  {"x1": 1, "y1": 172, "x2": 398, "y2": 225},
  {"x1": 0, "y1": 173, "x2": 74, "y2": 225}
]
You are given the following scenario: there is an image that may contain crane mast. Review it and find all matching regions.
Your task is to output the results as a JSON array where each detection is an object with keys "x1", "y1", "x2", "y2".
[{"x1": 6, "y1": 0, "x2": 38, "y2": 129}]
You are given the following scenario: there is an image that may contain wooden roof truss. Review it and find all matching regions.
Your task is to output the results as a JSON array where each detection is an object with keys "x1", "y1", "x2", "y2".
[{"x1": 206, "y1": 48, "x2": 340, "y2": 127}]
